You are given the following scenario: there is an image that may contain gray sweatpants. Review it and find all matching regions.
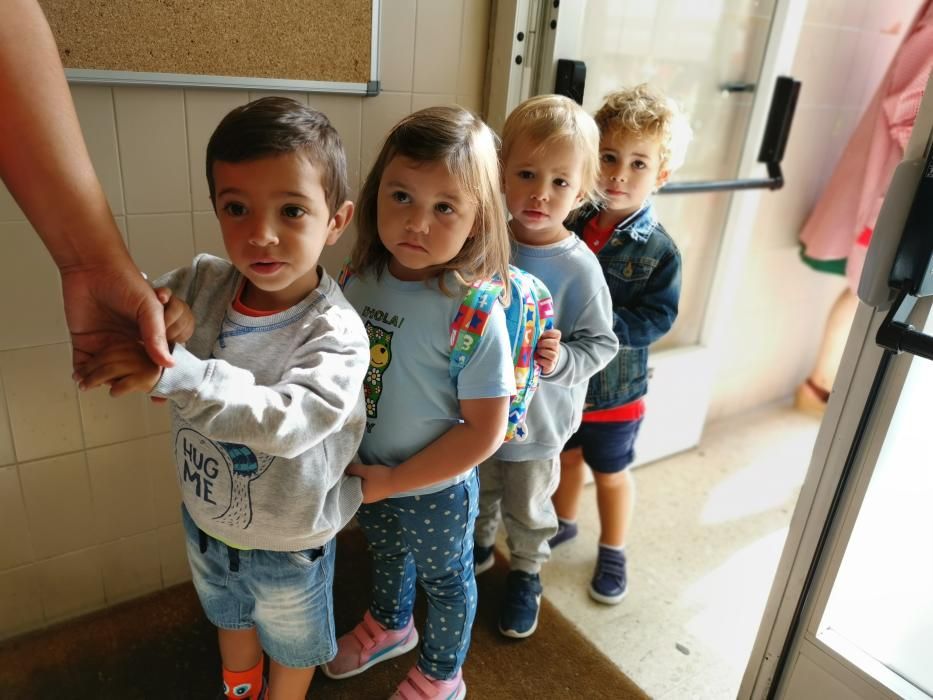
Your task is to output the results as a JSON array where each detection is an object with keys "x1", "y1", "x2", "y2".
[{"x1": 475, "y1": 456, "x2": 560, "y2": 574}]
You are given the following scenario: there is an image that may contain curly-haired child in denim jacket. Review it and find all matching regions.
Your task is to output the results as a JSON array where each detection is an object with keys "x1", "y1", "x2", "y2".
[{"x1": 549, "y1": 83, "x2": 693, "y2": 605}]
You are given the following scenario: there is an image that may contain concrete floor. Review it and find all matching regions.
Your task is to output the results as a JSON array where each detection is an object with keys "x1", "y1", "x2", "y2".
[{"x1": 534, "y1": 403, "x2": 822, "y2": 699}]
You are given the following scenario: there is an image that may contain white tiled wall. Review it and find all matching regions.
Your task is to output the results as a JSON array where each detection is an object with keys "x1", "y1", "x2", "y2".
[
  {"x1": 707, "y1": 0, "x2": 922, "y2": 419},
  {"x1": 0, "y1": 0, "x2": 490, "y2": 640}
]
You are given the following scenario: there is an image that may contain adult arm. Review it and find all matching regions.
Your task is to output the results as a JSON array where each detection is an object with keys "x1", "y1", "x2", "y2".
[{"x1": 0, "y1": 0, "x2": 171, "y2": 368}]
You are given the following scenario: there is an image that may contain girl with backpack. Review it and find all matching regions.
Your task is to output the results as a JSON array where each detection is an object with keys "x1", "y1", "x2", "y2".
[{"x1": 323, "y1": 106, "x2": 514, "y2": 700}]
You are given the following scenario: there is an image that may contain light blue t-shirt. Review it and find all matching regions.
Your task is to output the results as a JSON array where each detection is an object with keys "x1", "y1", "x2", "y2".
[{"x1": 343, "y1": 269, "x2": 516, "y2": 496}]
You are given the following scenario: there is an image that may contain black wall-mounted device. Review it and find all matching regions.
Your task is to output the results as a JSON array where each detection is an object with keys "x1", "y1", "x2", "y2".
[
  {"x1": 889, "y1": 145, "x2": 933, "y2": 297},
  {"x1": 554, "y1": 59, "x2": 586, "y2": 105}
]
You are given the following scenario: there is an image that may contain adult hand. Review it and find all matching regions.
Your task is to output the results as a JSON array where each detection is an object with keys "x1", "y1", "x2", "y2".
[{"x1": 62, "y1": 261, "x2": 173, "y2": 373}]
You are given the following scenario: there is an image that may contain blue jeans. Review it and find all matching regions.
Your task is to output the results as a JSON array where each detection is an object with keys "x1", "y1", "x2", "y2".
[
  {"x1": 355, "y1": 470, "x2": 479, "y2": 680},
  {"x1": 181, "y1": 505, "x2": 336, "y2": 668}
]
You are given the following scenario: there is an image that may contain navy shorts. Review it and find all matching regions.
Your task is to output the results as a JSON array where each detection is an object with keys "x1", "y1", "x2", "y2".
[{"x1": 562, "y1": 419, "x2": 643, "y2": 474}]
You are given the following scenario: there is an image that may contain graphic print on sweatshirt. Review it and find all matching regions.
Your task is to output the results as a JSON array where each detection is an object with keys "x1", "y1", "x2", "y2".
[
  {"x1": 175, "y1": 426, "x2": 275, "y2": 529},
  {"x1": 363, "y1": 321, "x2": 394, "y2": 418}
]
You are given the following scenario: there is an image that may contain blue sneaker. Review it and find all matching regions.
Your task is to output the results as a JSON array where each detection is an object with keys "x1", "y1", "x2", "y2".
[
  {"x1": 474, "y1": 543, "x2": 495, "y2": 575},
  {"x1": 498, "y1": 570, "x2": 543, "y2": 638},
  {"x1": 589, "y1": 546, "x2": 627, "y2": 604},
  {"x1": 547, "y1": 518, "x2": 578, "y2": 550}
]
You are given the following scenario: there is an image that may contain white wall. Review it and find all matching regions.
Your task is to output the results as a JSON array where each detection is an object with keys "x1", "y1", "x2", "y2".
[{"x1": 0, "y1": 0, "x2": 491, "y2": 640}]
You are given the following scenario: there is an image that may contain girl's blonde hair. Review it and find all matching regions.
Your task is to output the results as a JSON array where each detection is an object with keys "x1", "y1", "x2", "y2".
[
  {"x1": 595, "y1": 84, "x2": 693, "y2": 173},
  {"x1": 352, "y1": 106, "x2": 511, "y2": 295},
  {"x1": 501, "y1": 94, "x2": 602, "y2": 211}
]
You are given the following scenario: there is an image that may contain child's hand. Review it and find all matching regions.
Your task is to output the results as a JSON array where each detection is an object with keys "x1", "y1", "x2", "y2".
[
  {"x1": 75, "y1": 340, "x2": 163, "y2": 397},
  {"x1": 535, "y1": 329, "x2": 562, "y2": 375},
  {"x1": 346, "y1": 462, "x2": 397, "y2": 503},
  {"x1": 156, "y1": 287, "x2": 194, "y2": 344}
]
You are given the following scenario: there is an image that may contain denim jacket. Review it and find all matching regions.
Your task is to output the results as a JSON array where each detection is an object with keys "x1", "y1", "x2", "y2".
[{"x1": 569, "y1": 202, "x2": 681, "y2": 409}]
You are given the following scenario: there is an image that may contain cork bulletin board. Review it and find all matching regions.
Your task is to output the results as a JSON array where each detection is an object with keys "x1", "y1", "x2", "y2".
[{"x1": 39, "y1": 0, "x2": 381, "y2": 95}]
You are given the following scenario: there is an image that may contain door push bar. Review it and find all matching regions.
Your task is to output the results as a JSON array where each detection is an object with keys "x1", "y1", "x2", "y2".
[
  {"x1": 553, "y1": 63, "x2": 801, "y2": 195},
  {"x1": 659, "y1": 75, "x2": 801, "y2": 195},
  {"x1": 876, "y1": 140, "x2": 933, "y2": 360}
]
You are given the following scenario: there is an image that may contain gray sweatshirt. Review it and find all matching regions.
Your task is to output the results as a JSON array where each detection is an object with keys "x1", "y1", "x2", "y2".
[
  {"x1": 495, "y1": 236, "x2": 618, "y2": 461},
  {"x1": 153, "y1": 254, "x2": 368, "y2": 551}
]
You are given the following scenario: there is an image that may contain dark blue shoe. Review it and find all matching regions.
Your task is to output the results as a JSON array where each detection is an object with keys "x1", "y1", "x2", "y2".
[
  {"x1": 547, "y1": 518, "x2": 578, "y2": 549},
  {"x1": 589, "y1": 546, "x2": 627, "y2": 604},
  {"x1": 498, "y1": 570, "x2": 543, "y2": 638},
  {"x1": 474, "y1": 543, "x2": 495, "y2": 575}
]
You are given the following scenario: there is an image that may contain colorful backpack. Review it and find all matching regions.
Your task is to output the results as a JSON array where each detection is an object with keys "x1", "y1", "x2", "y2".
[
  {"x1": 449, "y1": 265, "x2": 554, "y2": 442},
  {"x1": 338, "y1": 262, "x2": 555, "y2": 442}
]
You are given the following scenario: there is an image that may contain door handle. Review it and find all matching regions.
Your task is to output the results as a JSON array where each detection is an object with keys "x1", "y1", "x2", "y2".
[
  {"x1": 659, "y1": 75, "x2": 800, "y2": 195},
  {"x1": 876, "y1": 286, "x2": 933, "y2": 360}
]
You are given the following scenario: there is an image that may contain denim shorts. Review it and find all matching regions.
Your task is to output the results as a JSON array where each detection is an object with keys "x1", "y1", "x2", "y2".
[
  {"x1": 181, "y1": 505, "x2": 336, "y2": 668},
  {"x1": 563, "y1": 418, "x2": 643, "y2": 474}
]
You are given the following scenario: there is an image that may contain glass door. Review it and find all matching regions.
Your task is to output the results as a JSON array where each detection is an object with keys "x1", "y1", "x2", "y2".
[
  {"x1": 741, "y1": 72, "x2": 933, "y2": 699},
  {"x1": 487, "y1": 0, "x2": 808, "y2": 464},
  {"x1": 815, "y1": 350, "x2": 933, "y2": 698}
]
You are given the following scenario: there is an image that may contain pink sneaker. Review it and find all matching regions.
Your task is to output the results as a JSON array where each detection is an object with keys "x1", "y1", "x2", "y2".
[
  {"x1": 389, "y1": 666, "x2": 466, "y2": 700},
  {"x1": 322, "y1": 611, "x2": 419, "y2": 680}
]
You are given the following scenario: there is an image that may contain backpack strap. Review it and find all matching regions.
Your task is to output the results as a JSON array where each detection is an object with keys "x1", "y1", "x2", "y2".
[
  {"x1": 336, "y1": 260, "x2": 355, "y2": 289},
  {"x1": 449, "y1": 278, "x2": 505, "y2": 379}
]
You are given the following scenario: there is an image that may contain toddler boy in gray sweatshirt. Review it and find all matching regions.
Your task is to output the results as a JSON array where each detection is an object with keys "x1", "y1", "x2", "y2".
[{"x1": 76, "y1": 97, "x2": 368, "y2": 699}]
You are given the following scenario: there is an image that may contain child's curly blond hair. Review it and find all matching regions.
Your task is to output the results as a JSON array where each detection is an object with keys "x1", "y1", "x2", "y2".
[{"x1": 594, "y1": 84, "x2": 692, "y2": 173}]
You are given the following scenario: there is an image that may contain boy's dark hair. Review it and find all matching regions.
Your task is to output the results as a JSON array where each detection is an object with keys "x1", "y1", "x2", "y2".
[{"x1": 206, "y1": 97, "x2": 349, "y2": 214}]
